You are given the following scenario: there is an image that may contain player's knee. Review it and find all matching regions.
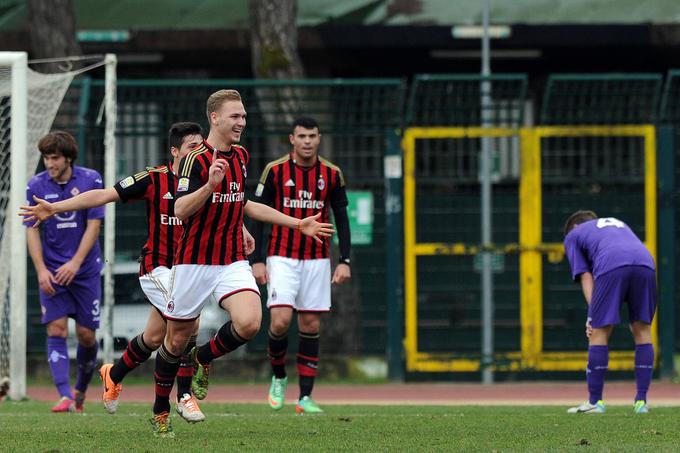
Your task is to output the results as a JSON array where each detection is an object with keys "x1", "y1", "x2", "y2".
[
  {"x1": 269, "y1": 317, "x2": 291, "y2": 335},
  {"x1": 143, "y1": 332, "x2": 164, "y2": 350},
  {"x1": 234, "y1": 316, "x2": 261, "y2": 340},
  {"x1": 165, "y1": 334, "x2": 189, "y2": 356},
  {"x1": 76, "y1": 329, "x2": 97, "y2": 347},
  {"x1": 47, "y1": 326, "x2": 67, "y2": 337}
]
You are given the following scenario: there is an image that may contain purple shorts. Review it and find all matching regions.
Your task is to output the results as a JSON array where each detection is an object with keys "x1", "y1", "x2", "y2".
[
  {"x1": 39, "y1": 273, "x2": 101, "y2": 330},
  {"x1": 589, "y1": 265, "x2": 656, "y2": 328}
]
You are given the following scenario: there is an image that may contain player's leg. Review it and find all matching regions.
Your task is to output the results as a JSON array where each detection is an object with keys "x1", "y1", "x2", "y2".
[
  {"x1": 46, "y1": 316, "x2": 75, "y2": 412},
  {"x1": 149, "y1": 319, "x2": 193, "y2": 437},
  {"x1": 568, "y1": 268, "x2": 622, "y2": 414},
  {"x1": 149, "y1": 264, "x2": 212, "y2": 435},
  {"x1": 267, "y1": 307, "x2": 293, "y2": 410},
  {"x1": 103, "y1": 266, "x2": 176, "y2": 413},
  {"x1": 73, "y1": 324, "x2": 97, "y2": 413},
  {"x1": 101, "y1": 307, "x2": 165, "y2": 414},
  {"x1": 192, "y1": 292, "x2": 260, "y2": 398},
  {"x1": 70, "y1": 274, "x2": 101, "y2": 413},
  {"x1": 175, "y1": 318, "x2": 205, "y2": 423},
  {"x1": 295, "y1": 312, "x2": 323, "y2": 414},
  {"x1": 628, "y1": 266, "x2": 657, "y2": 413},
  {"x1": 294, "y1": 258, "x2": 331, "y2": 414},
  {"x1": 154, "y1": 319, "x2": 194, "y2": 413},
  {"x1": 631, "y1": 321, "x2": 653, "y2": 413},
  {"x1": 191, "y1": 261, "x2": 261, "y2": 399},
  {"x1": 177, "y1": 318, "x2": 199, "y2": 398},
  {"x1": 265, "y1": 255, "x2": 300, "y2": 409}
]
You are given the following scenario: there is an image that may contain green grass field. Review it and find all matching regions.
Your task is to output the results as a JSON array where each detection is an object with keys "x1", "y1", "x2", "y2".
[{"x1": 1, "y1": 401, "x2": 679, "y2": 452}]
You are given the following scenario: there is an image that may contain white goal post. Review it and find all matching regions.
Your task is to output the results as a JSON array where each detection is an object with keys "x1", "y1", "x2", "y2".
[
  {"x1": 3, "y1": 51, "x2": 28, "y2": 402},
  {"x1": 0, "y1": 52, "x2": 117, "y2": 401}
]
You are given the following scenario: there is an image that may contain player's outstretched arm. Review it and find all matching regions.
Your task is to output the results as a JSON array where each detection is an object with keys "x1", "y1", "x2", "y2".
[
  {"x1": 243, "y1": 200, "x2": 334, "y2": 243},
  {"x1": 19, "y1": 188, "x2": 119, "y2": 227}
]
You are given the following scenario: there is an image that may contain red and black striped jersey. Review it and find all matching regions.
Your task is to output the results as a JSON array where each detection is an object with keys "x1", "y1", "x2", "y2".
[
  {"x1": 113, "y1": 163, "x2": 182, "y2": 276},
  {"x1": 253, "y1": 153, "x2": 348, "y2": 260},
  {"x1": 174, "y1": 141, "x2": 249, "y2": 265}
]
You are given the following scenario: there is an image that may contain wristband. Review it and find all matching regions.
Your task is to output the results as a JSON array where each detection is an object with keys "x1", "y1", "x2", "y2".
[{"x1": 339, "y1": 257, "x2": 351, "y2": 266}]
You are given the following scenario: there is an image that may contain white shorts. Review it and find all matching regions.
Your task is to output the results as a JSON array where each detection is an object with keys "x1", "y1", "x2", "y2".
[
  {"x1": 266, "y1": 256, "x2": 331, "y2": 312},
  {"x1": 138, "y1": 266, "x2": 174, "y2": 317},
  {"x1": 168, "y1": 261, "x2": 259, "y2": 320}
]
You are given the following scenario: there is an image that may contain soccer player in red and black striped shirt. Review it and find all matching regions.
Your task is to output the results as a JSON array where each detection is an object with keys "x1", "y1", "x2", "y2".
[
  {"x1": 250, "y1": 117, "x2": 352, "y2": 413},
  {"x1": 19, "y1": 122, "x2": 224, "y2": 424},
  {"x1": 156, "y1": 90, "x2": 334, "y2": 426}
]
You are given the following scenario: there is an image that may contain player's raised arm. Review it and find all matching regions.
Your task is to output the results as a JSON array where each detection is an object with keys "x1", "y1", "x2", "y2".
[
  {"x1": 19, "y1": 188, "x2": 120, "y2": 227},
  {"x1": 175, "y1": 148, "x2": 226, "y2": 221}
]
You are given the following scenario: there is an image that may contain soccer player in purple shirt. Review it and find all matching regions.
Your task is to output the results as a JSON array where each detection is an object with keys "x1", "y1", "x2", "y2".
[
  {"x1": 563, "y1": 210, "x2": 656, "y2": 414},
  {"x1": 25, "y1": 131, "x2": 104, "y2": 413}
]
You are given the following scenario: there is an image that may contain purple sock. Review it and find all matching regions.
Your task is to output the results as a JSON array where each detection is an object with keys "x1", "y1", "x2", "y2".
[
  {"x1": 75, "y1": 342, "x2": 99, "y2": 393},
  {"x1": 635, "y1": 343, "x2": 654, "y2": 402},
  {"x1": 587, "y1": 345, "x2": 608, "y2": 404},
  {"x1": 47, "y1": 336, "x2": 72, "y2": 399}
]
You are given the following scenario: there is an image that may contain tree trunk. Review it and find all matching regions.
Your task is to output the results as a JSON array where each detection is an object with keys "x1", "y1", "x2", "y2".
[
  {"x1": 249, "y1": 0, "x2": 305, "y2": 159},
  {"x1": 249, "y1": 1, "x2": 362, "y2": 355},
  {"x1": 26, "y1": 0, "x2": 82, "y2": 72}
]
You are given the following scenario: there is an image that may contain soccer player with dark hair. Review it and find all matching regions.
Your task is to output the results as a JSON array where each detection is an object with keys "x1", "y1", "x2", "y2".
[
  {"x1": 251, "y1": 116, "x2": 351, "y2": 413},
  {"x1": 24, "y1": 130, "x2": 104, "y2": 413},
  {"x1": 150, "y1": 90, "x2": 334, "y2": 437},
  {"x1": 20, "y1": 123, "x2": 235, "y2": 423},
  {"x1": 563, "y1": 210, "x2": 656, "y2": 414}
]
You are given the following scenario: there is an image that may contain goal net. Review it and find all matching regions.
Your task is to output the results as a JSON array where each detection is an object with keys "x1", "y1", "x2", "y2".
[{"x1": 0, "y1": 53, "x2": 116, "y2": 400}]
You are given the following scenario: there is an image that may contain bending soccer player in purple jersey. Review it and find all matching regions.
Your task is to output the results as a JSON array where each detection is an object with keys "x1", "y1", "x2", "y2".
[
  {"x1": 24, "y1": 131, "x2": 105, "y2": 413},
  {"x1": 563, "y1": 211, "x2": 656, "y2": 415}
]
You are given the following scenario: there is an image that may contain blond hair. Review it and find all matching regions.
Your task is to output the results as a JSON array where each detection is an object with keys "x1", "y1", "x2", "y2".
[{"x1": 206, "y1": 89, "x2": 242, "y2": 120}]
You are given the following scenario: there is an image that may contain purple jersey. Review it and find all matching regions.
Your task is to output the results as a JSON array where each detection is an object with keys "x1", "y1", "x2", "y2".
[
  {"x1": 563, "y1": 217, "x2": 655, "y2": 281},
  {"x1": 25, "y1": 165, "x2": 105, "y2": 277}
]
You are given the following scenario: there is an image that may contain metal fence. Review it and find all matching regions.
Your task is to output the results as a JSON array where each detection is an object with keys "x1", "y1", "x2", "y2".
[{"x1": 21, "y1": 72, "x2": 680, "y2": 378}]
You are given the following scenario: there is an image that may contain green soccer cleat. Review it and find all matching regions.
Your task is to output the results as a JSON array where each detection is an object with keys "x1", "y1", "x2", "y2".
[
  {"x1": 190, "y1": 346, "x2": 210, "y2": 400},
  {"x1": 267, "y1": 376, "x2": 287, "y2": 410},
  {"x1": 567, "y1": 400, "x2": 605, "y2": 414},
  {"x1": 295, "y1": 396, "x2": 324, "y2": 414},
  {"x1": 634, "y1": 400, "x2": 649, "y2": 414},
  {"x1": 149, "y1": 411, "x2": 175, "y2": 438}
]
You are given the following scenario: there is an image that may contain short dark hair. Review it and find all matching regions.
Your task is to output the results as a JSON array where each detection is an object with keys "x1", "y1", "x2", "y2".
[
  {"x1": 38, "y1": 131, "x2": 77, "y2": 163},
  {"x1": 563, "y1": 210, "x2": 598, "y2": 236},
  {"x1": 292, "y1": 117, "x2": 320, "y2": 133},
  {"x1": 168, "y1": 122, "x2": 202, "y2": 150}
]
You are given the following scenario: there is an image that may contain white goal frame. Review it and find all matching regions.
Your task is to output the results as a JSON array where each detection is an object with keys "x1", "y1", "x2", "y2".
[
  {"x1": 3, "y1": 51, "x2": 28, "y2": 402},
  {"x1": 0, "y1": 52, "x2": 117, "y2": 401}
]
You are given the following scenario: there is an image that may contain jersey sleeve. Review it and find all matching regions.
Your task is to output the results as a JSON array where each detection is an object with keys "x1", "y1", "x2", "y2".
[
  {"x1": 330, "y1": 169, "x2": 351, "y2": 260},
  {"x1": 86, "y1": 171, "x2": 106, "y2": 220},
  {"x1": 329, "y1": 169, "x2": 349, "y2": 209},
  {"x1": 564, "y1": 232, "x2": 590, "y2": 281},
  {"x1": 253, "y1": 166, "x2": 276, "y2": 205},
  {"x1": 175, "y1": 152, "x2": 205, "y2": 199},
  {"x1": 113, "y1": 171, "x2": 153, "y2": 203}
]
